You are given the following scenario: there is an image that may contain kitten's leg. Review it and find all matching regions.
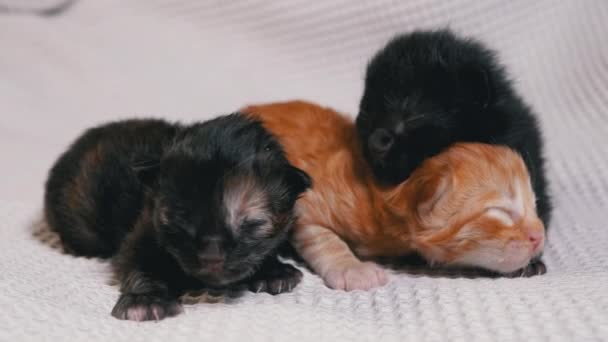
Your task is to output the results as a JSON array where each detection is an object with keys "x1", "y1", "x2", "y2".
[
  {"x1": 111, "y1": 271, "x2": 184, "y2": 321},
  {"x1": 292, "y1": 224, "x2": 388, "y2": 291},
  {"x1": 246, "y1": 257, "x2": 303, "y2": 295},
  {"x1": 111, "y1": 229, "x2": 184, "y2": 321}
]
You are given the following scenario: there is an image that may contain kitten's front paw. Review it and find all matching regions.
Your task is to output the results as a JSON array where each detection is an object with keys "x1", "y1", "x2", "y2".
[
  {"x1": 248, "y1": 262, "x2": 303, "y2": 295},
  {"x1": 323, "y1": 261, "x2": 388, "y2": 291},
  {"x1": 506, "y1": 259, "x2": 547, "y2": 278},
  {"x1": 111, "y1": 294, "x2": 183, "y2": 321}
]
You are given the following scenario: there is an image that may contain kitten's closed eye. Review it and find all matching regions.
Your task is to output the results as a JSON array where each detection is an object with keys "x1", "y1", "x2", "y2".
[
  {"x1": 242, "y1": 218, "x2": 275, "y2": 238},
  {"x1": 172, "y1": 221, "x2": 197, "y2": 237},
  {"x1": 160, "y1": 206, "x2": 197, "y2": 236},
  {"x1": 241, "y1": 219, "x2": 267, "y2": 231},
  {"x1": 484, "y1": 207, "x2": 515, "y2": 227}
]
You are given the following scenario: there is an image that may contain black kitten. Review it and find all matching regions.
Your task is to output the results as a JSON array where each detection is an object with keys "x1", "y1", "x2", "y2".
[
  {"x1": 44, "y1": 115, "x2": 311, "y2": 321},
  {"x1": 357, "y1": 29, "x2": 551, "y2": 227}
]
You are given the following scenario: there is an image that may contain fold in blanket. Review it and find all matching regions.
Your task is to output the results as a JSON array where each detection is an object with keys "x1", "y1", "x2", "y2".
[{"x1": 0, "y1": 0, "x2": 76, "y2": 16}]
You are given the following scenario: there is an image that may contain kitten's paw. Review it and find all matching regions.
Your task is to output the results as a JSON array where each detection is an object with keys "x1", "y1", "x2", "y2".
[
  {"x1": 506, "y1": 259, "x2": 547, "y2": 278},
  {"x1": 111, "y1": 294, "x2": 183, "y2": 321},
  {"x1": 248, "y1": 262, "x2": 303, "y2": 295},
  {"x1": 323, "y1": 261, "x2": 388, "y2": 291}
]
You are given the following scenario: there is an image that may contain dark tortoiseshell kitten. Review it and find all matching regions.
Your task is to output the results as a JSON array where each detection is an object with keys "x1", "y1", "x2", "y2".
[{"x1": 44, "y1": 115, "x2": 311, "y2": 321}]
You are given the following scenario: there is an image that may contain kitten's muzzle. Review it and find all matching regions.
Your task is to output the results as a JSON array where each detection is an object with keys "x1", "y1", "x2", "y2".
[
  {"x1": 201, "y1": 259, "x2": 224, "y2": 273},
  {"x1": 198, "y1": 238, "x2": 226, "y2": 272},
  {"x1": 368, "y1": 128, "x2": 394, "y2": 156}
]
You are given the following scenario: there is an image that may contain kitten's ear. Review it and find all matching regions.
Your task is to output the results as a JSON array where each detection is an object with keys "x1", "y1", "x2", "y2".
[
  {"x1": 132, "y1": 157, "x2": 161, "y2": 187},
  {"x1": 408, "y1": 159, "x2": 453, "y2": 220},
  {"x1": 456, "y1": 66, "x2": 493, "y2": 109},
  {"x1": 284, "y1": 165, "x2": 312, "y2": 202}
]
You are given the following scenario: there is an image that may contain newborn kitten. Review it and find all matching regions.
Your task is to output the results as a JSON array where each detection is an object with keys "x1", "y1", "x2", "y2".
[
  {"x1": 44, "y1": 116, "x2": 311, "y2": 320},
  {"x1": 357, "y1": 29, "x2": 551, "y2": 227},
  {"x1": 244, "y1": 101, "x2": 545, "y2": 291}
]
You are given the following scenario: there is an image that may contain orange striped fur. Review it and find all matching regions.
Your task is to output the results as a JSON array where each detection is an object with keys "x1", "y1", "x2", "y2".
[{"x1": 244, "y1": 101, "x2": 545, "y2": 291}]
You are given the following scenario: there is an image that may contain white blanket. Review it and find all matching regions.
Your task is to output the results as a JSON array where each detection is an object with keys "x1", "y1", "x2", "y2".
[{"x1": 1, "y1": 1, "x2": 607, "y2": 341}]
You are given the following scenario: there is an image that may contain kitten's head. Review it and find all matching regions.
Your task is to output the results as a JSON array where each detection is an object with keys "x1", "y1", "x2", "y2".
[
  {"x1": 138, "y1": 114, "x2": 310, "y2": 287},
  {"x1": 357, "y1": 29, "x2": 506, "y2": 184},
  {"x1": 405, "y1": 143, "x2": 545, "y2": 274}
]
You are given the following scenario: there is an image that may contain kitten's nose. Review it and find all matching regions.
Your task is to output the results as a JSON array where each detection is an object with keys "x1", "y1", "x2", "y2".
[
  {"x1": 198, "y1": 238, "x2": 225, "y2": 264},
  {"x1": 528, "y1": 230, "x2": 544, "y2": 251},
  {"x1": 368, "y1": 129, "x2": 394, "y2": 155}
]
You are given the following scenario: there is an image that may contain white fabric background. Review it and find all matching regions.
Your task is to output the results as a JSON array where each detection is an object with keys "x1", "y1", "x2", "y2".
[{"x1": 1, "y1": 1, "x2": 607, "y2": 341}]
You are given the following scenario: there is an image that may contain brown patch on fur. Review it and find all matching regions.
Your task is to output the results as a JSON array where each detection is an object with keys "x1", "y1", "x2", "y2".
[
  {"x1": 62, "y1": 143, "x2": 104, "y2": 215},
  {"x1": 243, "y1": 101, "x2": 545, "y2": 279},
  {"x1": 31, "y1": 217, "x2": 65, "y2": 252}
]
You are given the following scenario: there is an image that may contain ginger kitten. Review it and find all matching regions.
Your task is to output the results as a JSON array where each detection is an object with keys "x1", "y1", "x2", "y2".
[{"x1": 244, "y1": 101, "x2": 545, "y2": 291}]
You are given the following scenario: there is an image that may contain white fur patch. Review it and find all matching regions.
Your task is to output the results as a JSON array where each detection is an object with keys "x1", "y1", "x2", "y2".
[
  {"x1": 222, "y1": 176, "x2": 271, "y2": 235},
  {"x1": 452, "y1": 240, "x2": 532, "y2": 273}
]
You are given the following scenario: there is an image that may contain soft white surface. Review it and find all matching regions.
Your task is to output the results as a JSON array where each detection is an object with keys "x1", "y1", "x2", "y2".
[{"x1": 1, "y1": 1, "x2": 607, "y2": 341}]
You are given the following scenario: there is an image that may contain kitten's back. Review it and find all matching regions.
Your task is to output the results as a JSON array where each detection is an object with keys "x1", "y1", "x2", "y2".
[{"x1": 44, "y1": 119, "x2": 179, "y2": 257}]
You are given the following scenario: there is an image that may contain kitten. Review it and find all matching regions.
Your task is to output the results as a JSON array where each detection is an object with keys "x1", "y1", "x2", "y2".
[
  {"x1": 244, "y1": 101, "x2": 545, "y2": 291},
  {"x1": 356, "y1": 29, "x2": 551, "y2": 227},
  {"x1": 44, "y1": 116, "x2": 311, "y2": 320}
]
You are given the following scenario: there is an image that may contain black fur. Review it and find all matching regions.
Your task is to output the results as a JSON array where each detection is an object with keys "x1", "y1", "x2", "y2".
[
  {"x1": 44, "y1": 115, "x2": 311, "y2": 321},
  {"x1": 357, "y1": 29, "x2": 551, "y2": 227}
]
